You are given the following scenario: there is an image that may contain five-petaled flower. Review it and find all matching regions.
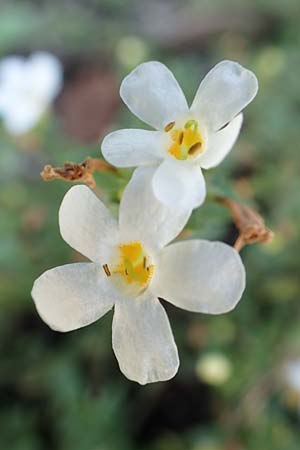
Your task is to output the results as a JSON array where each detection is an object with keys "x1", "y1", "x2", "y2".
[
  {"x1": 0, "y1": 52, "x2": 62, "y2": 135},
  {"x1": 102, "y1": 60, "x2": 258, "y2": 211},
  {"x1": 32, "y1": 167, "x2": 245, "y2": 384}
]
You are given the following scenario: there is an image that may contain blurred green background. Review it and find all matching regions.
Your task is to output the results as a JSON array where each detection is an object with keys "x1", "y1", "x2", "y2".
[{"x1": 0, "y1": 0, "x2": 300, "y2": 449}]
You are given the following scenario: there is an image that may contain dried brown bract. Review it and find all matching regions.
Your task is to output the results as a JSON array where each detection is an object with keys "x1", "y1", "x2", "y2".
[
  {"x1": 41, "y1": 157, "x2": 116, "y2": 189},
  {"x1": 216, "y1": 196, "x2": 274, "y2": 252}
]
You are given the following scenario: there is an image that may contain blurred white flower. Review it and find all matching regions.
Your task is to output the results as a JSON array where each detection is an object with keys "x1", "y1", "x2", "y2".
[
  {"x1": 196, "y1": 352, "x2": 232, "y2": 386},
  {"x1": 284, "y1": 359, "x2": 300, "y2": 393},
  {"x1": 32, "y1": 167, "x2": 245, "y2": 385},
  {"x1": 115, "y1": 36, "x2": 148, "y2": 68},
  {"x1": 0, "y1": 51, "x2": 63, "y2": 135},
  {"x1": 102, "y1": 60, "x2": 258, "y2": 211}
]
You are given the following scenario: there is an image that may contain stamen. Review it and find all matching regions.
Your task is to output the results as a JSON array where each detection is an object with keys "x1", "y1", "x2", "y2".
[
  {"x1": 164, "y1": 121, "x2": 175, "y2": 132},
  {"x1": 188, "y1": 142, "x2": 202, "y2": 156},
  {"x1": 106, "y1": 241, "x2": 155, "y2": 296},
  {"x1": 103, "y1": 264, "x2": 111, "y2": 277}
]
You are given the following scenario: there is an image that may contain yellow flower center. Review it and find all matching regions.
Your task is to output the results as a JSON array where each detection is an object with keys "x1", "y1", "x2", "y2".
[
  {"x1": 102, "y1": 241, "x2": 154, "y2": 296},
  {"x1": 164, "y1": 119, "x2": 204, "y2": 160}
]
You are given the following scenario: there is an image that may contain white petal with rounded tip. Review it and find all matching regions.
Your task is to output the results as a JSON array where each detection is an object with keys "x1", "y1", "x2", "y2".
[
  {"x1": 153, "y1": 240, "x2": 245, "y2": 314},
  {"x1": 120, "y1": 61, "x2": 189, "y2": 130},
  {"x1": 152, "y1": 159, "x2": 206, "y2": 211},
  {"x1": 101, "y1": 129, "x2": 164, "y2": 167},
  {"x1": 191, "y1": 60, "x2": 258, "y2": 131},
  {"x1": 32, "y1": 263, "x2": 115, "y2": 332},
  {"x1": 199, "y1": 114, "x2": 243, "y2": 169},
  {"x1": 119, "y1": 166, "x2": 191, "y2": 250},
  {"x1": 59, "y1": 185, "x2": 119, "y2": 263},
  {"x1": 112, "y1": 294, "x2": 179, "y2": 384}
]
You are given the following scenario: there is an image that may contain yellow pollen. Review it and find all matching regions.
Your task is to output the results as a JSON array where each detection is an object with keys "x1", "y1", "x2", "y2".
[
  {"x1": 165, "y1": 119, "x2": 204, "y2": 160},
  {"x1": 105, "y1": 242, "x2": 154, "y2": 293}
]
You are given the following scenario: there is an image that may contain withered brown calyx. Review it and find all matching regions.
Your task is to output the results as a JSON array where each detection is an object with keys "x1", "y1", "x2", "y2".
[
  {"x1": 216, "y1": 196, "x2": 274, "y2": 252},
  {"x1": 41, "y1": 157, "x2": 116, "y2": 189}
]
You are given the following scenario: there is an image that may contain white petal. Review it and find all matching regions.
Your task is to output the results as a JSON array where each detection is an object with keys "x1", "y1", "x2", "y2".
[
  {"x1": 120, "y1": 61, "x2": 188, "y2": 130},
  {"x1": 59, "y1": 185, "x2": 119, "y2": 263},
  {"x1": 119, "y1": 166, "x2": 191, "y2": 250},
  {"x1": 153, "y1": 240, "x2": 245, "y2": 314},
  {"x1": 152, "y1": 159, "x2": 206, "y2": 211},
  {"x1": 199, "y1": 114, "x2": 243, "y2": 169},
  {"x1": 101, "y1": 129, "x2": 163, "y2": 167},
  {"x1": 191, "y1": 60, "x2": 258, "y2": 131},
  {"x1": 112, "y1": 294, "x2": 179, "y2": 384},
  {"x1": 32, "y1": 263, "x2": 115, "y2": 332}
]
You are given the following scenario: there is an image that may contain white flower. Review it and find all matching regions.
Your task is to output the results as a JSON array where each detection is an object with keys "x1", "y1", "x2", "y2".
[
  {"x1": 32, "y1": 167, "x2": 245, "y2": 384},
  {"x1": 102, "y1": 60, "x2": 258, "y2": 211},
  {"x1": 195, "y1": 353, "x2": 232, "y2": 386},
  {"x1": 0, "y1": 52, "x2": 63, "y2": 135}
]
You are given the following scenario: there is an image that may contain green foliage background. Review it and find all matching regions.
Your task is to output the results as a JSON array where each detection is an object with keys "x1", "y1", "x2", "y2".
[{"x1": 0, "y1": 0, "x2": 300, "y2": 449}]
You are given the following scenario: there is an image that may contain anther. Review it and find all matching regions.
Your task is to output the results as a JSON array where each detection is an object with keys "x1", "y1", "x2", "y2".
[
  {"x1": 164, "y1": 121, "x2": 175, "y2": 132},
  {"x1": 188, "y1": 142, "x2": 202, "y2": 156},
  {"x1": 102, "y1": 264, "x2": 111, "y2": 277},
  {"x1": 178, "y1": 131, "x2": 184, "y2": 145},
  {"x1": 143, "y1": 256, "x2": 146, "y2": 268},
  {"x1": 125, "y1": 268, "x2": 128, "y2": 275}
]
